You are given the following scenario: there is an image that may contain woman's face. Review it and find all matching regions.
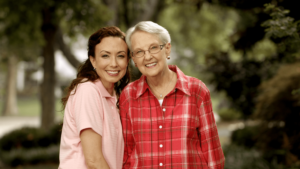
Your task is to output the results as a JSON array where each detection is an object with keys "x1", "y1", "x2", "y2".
[
  {"x1": 130, "y1": 31, "x2": 171, "y2": 78},
  {"x1": 90, "y1": 37, "x2": 129, "y2": 89}
]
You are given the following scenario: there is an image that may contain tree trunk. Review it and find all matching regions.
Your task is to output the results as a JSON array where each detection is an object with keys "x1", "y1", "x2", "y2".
[
  {"x1": 40, "y1": 7, "x2": 57, "y2": 130},
  {"x1": 2, "y1": 55, "x2": 18, "y2": 116},
  {"x1": 55, "y1": 28, "x2": 81, "y2": 69}
]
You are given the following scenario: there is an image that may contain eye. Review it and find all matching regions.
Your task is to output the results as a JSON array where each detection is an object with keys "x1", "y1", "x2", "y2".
[
  {"x1": 150, "y1": 45, "x2": 158, "y2": 49},
  {"x1": 136, "y1": 50, "x2": 143, "y2": 54},
  {"x1": 101, "y1": 54, "x2": 109, "y2": 58},
  {"x1": 118, "y1": 54, "x2": 125, "y2": 58}
]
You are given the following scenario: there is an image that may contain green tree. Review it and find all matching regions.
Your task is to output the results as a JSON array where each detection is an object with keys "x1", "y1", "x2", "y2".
[
  {"x1": 0, "y1": 0, "x2": 110, "y2": 130},
  {"x1": 0, "y1": 2, "x2": 42, "y2": 116},
  {"x1": 0, "y1": 0, "x2": 168, "y2": 130},
  {"x1": 253, "y1": 4, "x2": 300, "y2": 166}
]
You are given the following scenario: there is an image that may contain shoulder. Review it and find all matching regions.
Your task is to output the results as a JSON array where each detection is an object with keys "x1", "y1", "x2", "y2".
[
  {"x1": 173, "y1": 65, "x2": 210, "y2": 96},
  {"x1": 77, "y1": 80, "x2": 98, "y2": 91},
  {"x1": 120, "y1": 80, "x2": 139, "y2": 100},
  {"x1": 74, "y1": 80, "x2": 102, "y2": 97},
  {"x1": 185, "y1": 75, "x2": 210, "y2": 97}
]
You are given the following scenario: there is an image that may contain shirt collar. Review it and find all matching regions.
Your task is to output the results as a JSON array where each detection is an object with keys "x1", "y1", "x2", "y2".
[
  {"x1": 135, "y1": 65, "x2": 191, "y2": 99},
  {"x1": 94, "y1": 79, "x2": 116, "y2": 99}
]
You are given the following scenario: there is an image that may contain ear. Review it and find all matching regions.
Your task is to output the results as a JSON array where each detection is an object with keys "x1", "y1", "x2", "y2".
[
  {"x1": 89, "y1": 56, "x2": 96, "y2": 68},
  {"x1": 165, "y1": 43, "x2": 171, "y2": 56}
]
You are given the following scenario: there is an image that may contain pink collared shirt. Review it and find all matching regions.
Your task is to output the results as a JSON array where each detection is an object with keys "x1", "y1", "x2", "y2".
[{"x1": 59, "y1": 79, "x2": 124, "y2": 169}]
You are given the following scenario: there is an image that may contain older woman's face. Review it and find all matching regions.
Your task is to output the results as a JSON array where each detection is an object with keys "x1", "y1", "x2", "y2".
[{"x1": 130, "y1": 31, "x2": 171, "y2": 78}]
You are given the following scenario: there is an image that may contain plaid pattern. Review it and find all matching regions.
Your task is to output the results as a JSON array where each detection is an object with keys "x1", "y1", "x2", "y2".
[{"x1": 120, "y1": 65, "x2": 225, "y2": 169}]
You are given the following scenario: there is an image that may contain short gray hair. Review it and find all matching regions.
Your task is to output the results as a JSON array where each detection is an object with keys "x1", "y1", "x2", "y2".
[{"x1": 125, "y1": 21, "x2": 171, "y2": 50}]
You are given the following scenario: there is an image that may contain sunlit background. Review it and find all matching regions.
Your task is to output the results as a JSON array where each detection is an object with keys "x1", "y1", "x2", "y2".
[{"x1": 0, "y1": 0, "x2": 299, "y2": 168}]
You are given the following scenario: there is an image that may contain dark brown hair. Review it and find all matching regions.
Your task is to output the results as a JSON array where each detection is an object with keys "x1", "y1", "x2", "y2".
[{"x1": 61, "y1": 26, "x2": 130, "y2": 109}]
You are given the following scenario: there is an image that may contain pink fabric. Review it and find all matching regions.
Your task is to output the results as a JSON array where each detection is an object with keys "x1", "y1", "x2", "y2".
[{"x1": 59, "y1": 79, "x2": 124, "y2": 169}]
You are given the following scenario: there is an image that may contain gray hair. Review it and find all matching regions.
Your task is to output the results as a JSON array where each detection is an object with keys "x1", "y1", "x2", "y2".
[{"x1": 125, "y1": 21, "x2": 171, "y2": 50}]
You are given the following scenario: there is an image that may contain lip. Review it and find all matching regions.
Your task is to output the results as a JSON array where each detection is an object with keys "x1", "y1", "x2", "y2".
[
  {"x1": 106, "y1": 70, "x2": 120, "y2": 76},
  {"x1": 145, "y1": 62, "x2": 157, "y2": 68}
]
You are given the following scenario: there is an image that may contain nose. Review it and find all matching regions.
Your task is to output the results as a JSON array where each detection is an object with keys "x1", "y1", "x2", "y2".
[
  {"x1": 144, "y1": 50, "x2": 152, "y2": 60},
  {"x1": 110, "y1": 56, "x2": 118, "y2": 67}
]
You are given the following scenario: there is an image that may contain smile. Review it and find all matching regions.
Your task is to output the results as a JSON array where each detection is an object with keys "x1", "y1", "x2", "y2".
[
  {"x1": 106, "y1": 70, "x2": 119, "y2": 76},
  {"x1": 145, "y1": 62, "x2": 157, "y2": 67}
]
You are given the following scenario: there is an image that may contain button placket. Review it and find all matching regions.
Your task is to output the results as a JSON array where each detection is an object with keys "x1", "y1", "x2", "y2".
[
  {"x1": 158, "y1": 107, "x2": 166, "y2": 168},
  {"x1": 109, "y1": 97, "x2": 119, "y2": 131}
]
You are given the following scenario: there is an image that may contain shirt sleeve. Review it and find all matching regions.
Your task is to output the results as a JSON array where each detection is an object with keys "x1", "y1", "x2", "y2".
[
  {"x1": 198, "y1": 89, "x2": 225, "y2": 169},
  {"x1": 119, "y1": 92, "x2": 134, "y2": 169},
  {"x1": 73, "y1": 83, "x2": 104, "y2": 136}
]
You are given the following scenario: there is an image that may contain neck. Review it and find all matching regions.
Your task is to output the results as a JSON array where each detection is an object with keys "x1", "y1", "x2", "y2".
[
  {"x1": 147, "y1": 68, "x2": 173, "y2": 87},
  {"x1": 101, "y1": 80, "x2": 115, "y2": 96}
]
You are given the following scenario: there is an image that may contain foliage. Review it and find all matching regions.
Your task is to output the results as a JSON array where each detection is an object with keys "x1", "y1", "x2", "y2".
[
  {"x1": 254, "y1": 63, "x2": 300, "y2": 166},
  {"x1": 159, "y1": 2, "x2": 239, "y2": 79},
  {"x1": 223, "y1": 144, "x2": 286, "y2": 169},
  {"x1": 0, "y1": 123, "x2": 62, "y2": 151},
  {"x1": 217, "y1": 108, "x2": 242, "y2": 121},
  {"x1": 0, "y1": 123, "x2": 62, "y2": 167},
  {"x1": 261, "y1": 3, "x2": 300, "y2": 59},
  {"x1": 202, "y1": 1, "x2": 299, "y2": 119},
  {"x1": 0, "y1": 145, "x2": 59, "y2": 167},
  {"x1": 230, "y1": 125, "x2": 259, "y2": 149}
]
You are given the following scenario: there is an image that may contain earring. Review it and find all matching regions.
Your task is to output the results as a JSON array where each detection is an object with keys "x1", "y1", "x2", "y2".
[
  {"x1": 167, "y1": 56, "x2": 171, "y2": 60},
  {"x1": 93, "y1": 67, "x2": 96, "y2": 71}
]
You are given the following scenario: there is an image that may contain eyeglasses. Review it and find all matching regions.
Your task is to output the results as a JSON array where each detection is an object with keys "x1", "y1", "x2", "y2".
[{"x1": 132, "y1": 44, "x2": 166, "y2": 58}]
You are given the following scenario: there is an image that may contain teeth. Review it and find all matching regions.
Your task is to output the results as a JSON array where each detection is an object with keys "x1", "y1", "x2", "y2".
[
  {"x1": 146, "y1": 63, "x2": 156, "y2": 67},
  {"x1": 107, "y1": 71, "x2": 118, "y2": 74}
]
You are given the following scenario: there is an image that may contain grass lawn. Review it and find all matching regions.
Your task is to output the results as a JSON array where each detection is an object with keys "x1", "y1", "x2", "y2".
[{"x1": 0, "y1": 97, "x2": 64, "y2": 119}]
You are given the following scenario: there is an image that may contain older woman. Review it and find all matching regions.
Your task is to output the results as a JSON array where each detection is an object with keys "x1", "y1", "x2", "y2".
[
  {"x1": 119, "y1": 21, "x2": 225, "y2": 169},
  {"x1": 59, "y1": 26, "x2": 130, "y2": 169}
]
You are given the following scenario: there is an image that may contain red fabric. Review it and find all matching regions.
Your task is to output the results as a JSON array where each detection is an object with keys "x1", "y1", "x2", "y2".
[{"x1": 120, "y1": 65, "x2": 225, "y2": 169}]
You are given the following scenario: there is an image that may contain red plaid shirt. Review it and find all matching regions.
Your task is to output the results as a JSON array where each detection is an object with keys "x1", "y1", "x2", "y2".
[{"x1": 120, "y1": 65, "x2": 225, "y2": 169}]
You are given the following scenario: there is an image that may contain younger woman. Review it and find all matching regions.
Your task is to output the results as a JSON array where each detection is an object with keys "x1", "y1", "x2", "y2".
[{"x1": 59, "y1": 26, "x2": 130, "y2": 169}]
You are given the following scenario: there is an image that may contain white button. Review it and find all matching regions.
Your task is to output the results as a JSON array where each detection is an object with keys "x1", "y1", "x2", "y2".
[
  {"x1": 162, "y1": 108, "x2": 166, "y2": 112},
  {"x1": 159, "y1": 125, "x2": 162, "y2": 129},
  {"x1": 160, "y1": 144, "x2": 163, "y2": 148},
  {"x1": 159, "y1": 163, "x2": 163, "y2": 166}
]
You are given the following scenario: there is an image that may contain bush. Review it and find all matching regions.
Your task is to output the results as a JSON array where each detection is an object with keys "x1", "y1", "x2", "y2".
[
  {"x1": 0, "y1": 145, "x2": 59, "y2": 167},
  {"x1": 0, "y1": 123, "x2": 62, "y2": 167},
  {"x1": 223, "y1": 144, "x2": 285, "y2": 169},
  {"x1": 0, "y1": 123, "x2": 62, "y2": 151},
  {"x1": 231, "y1": 125, "x2": 259, "y2": 149},
  {"x1": 218, "y1": 108, "x2": 242, "y2": 121},
  {"x1": 0, "y1": 127, "x2": 43, "y2": 151}
]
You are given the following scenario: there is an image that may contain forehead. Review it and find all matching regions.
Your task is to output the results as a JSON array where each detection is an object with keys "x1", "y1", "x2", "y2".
[
  {"x1": 95, "y1": 37, "x2": 127, "y2": 52},
  {"x1": 130, "y1": 31, "x2": 162, "y2": 49}
]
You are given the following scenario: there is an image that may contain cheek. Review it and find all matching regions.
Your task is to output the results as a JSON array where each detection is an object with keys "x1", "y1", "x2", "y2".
[{"x1": 118, "y1": 60, "x2": 129, "y2": 69}]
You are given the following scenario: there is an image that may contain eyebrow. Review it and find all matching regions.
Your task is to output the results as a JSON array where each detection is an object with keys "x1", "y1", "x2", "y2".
[
  {"x1": 100, "y1": 50, "x2": 126, "y2": 54},
  {"x1": 134, "y1": 43, "x2": 159, "y2": 50}
]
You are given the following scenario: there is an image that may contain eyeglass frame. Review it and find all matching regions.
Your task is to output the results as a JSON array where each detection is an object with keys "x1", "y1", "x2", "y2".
[{"x1": 131, "y1": 44, "x2": 166, "y2": 58}]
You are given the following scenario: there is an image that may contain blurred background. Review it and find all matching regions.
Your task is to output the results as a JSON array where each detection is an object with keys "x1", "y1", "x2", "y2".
[{"x1": 0, "y1": 0, "x2": 299, "y2": 168}]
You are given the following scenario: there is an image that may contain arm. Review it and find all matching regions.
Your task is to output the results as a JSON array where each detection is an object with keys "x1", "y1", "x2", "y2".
[
  {"x1": 72, "y1": 82, "x2": 108, "y2": 168},
  {"x1": 80, "y1": 129, "x2": 110, "y2": 169},
  {"x1": 198, "y1": 90, "x2": 225, "y2": 169},
  {"x1": 119, "y1": 93, "x2": 135, "y2": 169}
]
